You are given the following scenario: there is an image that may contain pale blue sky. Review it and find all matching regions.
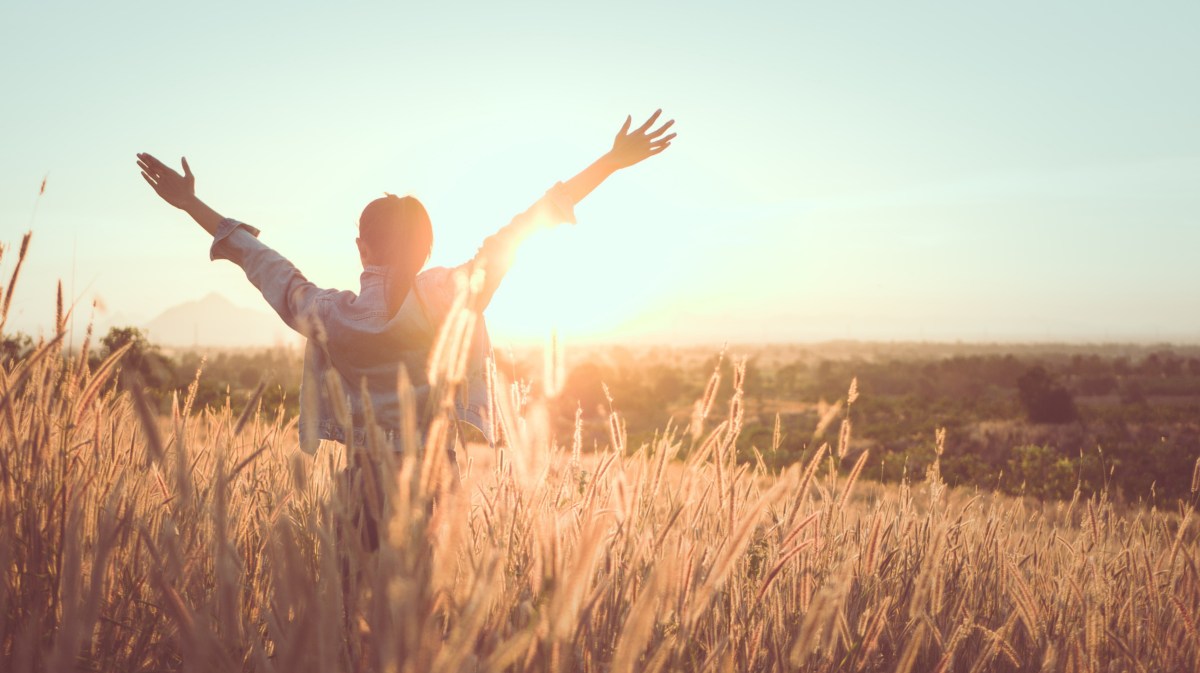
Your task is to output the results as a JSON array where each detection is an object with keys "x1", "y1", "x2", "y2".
[{"x1": 2, "y1": 1, "x2": 1198, "y2": 344}]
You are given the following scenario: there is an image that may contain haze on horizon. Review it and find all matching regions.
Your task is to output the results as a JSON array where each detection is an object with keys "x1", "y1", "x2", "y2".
[{"x1": 2, "y1": 1, "x2": 1198, "y2": 347}]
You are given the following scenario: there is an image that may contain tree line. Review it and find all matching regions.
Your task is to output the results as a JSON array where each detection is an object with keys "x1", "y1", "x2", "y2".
[{"x1": 5, "y1": 328, "x2": 1197, "y2": 501}]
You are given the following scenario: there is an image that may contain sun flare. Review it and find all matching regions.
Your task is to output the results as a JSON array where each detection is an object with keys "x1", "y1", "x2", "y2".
[{"x1": 482, "y1": 226, "x2": 660, "y2": 343}]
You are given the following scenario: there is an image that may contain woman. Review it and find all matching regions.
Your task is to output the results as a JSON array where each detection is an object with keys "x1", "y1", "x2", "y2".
[{"x1": 136, "y1": 110, "x2": 675, "y2": 462}]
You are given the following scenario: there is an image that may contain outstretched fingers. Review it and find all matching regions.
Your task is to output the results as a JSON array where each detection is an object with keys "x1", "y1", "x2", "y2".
[
  {"x1": 138, "y1": 159, "x2": 159, "y2": 186},
  {"x1": 634, "y1": 109, "x2": 663, "y2": 134},
  {"x1": 647, "y1": 119, "x2": 675, "y2": 139},
  {"x1": 137, "y1": 153, "x2": 169, "y2": 178},
  {"x1": 136, "y1": 151, "x2": 193, "y2": 205},
  {"x1": 647, "y1": 130, "x2": 676, "y2": 156},
  {"x1": 609, "y1": 110, "x2": 675, "y2": 166},
  {"x1": 137, "y1": 152, "x2": 160, "y2": 170},
  {"x1": 652, "y1": 132, "x2": 677, "y2": 145}
]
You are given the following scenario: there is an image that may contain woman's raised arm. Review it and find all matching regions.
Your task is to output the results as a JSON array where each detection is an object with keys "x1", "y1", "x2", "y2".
[{"x1": 467, "y1": 110, "x2": 676, "y2": 309}]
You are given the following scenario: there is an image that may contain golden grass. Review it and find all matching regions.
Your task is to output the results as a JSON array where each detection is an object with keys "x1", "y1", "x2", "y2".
[{"x1": 2, "y1": 236, "x2": 1199, "y2": 672}]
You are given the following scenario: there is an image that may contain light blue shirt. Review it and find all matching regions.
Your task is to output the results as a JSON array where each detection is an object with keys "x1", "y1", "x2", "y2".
[{"x1": 209, "y1": 185, "x2": 575, "y2": 454}]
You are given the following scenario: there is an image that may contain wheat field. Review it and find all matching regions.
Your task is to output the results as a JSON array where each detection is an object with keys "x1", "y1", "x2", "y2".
[{"x1": 2, "y1": 237, "x2": 1199, "y2": 672}]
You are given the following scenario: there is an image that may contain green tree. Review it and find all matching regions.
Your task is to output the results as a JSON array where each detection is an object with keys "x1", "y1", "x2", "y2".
[
  {"x1": 1006, "y1": 444, "x2": 1077, "y2": 500},
  {"x1": 561, "y1": 361, "x2": 611, "y2": 418},
  {"x1": 100, "y1": 326, "x2": 175, "y2": 390},
  {"x1": 1016, "y1": 366, "x2": 1077, "y2": 424},
  {"x1": 1, "y1": 332, "x2": 33, "y2": 365}
]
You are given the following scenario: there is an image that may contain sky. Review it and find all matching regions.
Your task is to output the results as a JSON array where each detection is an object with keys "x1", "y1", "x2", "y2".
[{"x1": 2, "y1": 1, "x2": 1198, "y2": 346}]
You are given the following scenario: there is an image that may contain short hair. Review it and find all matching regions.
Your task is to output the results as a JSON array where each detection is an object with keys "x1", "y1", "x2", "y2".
[{"x1": 358, "y1": 194, "x2": 432, "y2": 269}]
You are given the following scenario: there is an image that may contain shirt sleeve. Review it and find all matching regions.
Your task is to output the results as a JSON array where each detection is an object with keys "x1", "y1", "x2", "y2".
[{"x1": 210, "y1": 218, "x2": 328, "y2": 337}]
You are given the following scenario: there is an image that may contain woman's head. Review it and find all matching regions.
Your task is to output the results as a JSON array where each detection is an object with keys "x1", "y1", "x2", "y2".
[
  {"x1": 357, "y1": 194, "x2": 432, "y2": 315},
  {"x1": 356, "y1": 194, "x2": 432, "y2": 271}
]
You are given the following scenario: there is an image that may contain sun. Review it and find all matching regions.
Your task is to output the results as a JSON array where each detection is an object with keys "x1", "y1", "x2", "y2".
[{"x1": 481, "y1": 225, "x2": 659, "y2": 343}]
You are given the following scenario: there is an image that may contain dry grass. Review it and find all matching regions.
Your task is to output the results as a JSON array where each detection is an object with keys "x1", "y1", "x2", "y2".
[{"x1": 2, "y1": 236, "x2": 1199, "y2": 672}]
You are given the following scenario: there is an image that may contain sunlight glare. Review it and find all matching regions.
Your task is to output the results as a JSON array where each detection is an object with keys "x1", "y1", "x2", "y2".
[{"x1": 483, "y1": 224, "x2": 662, "y2": 343}]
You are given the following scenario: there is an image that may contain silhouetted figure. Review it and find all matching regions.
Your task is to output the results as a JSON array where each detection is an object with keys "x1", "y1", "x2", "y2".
[{"x1": 138, "y1": 111, "x2": 673, "y2": 460}]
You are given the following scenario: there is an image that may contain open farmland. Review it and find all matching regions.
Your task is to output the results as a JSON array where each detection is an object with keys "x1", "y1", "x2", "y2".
[{"x1": 2, "y1": 315, "x2": 1199, "y2": 672}]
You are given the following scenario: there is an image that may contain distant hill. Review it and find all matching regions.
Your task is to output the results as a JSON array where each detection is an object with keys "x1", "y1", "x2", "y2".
[{"x1": 144, "y1": 293, "x2": 297, "y2": 348}]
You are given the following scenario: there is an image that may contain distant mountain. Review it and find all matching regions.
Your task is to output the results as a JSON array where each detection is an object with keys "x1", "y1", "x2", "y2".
[{"x1": 144, "y1": 293, "x2": 297, "y2": 348}]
